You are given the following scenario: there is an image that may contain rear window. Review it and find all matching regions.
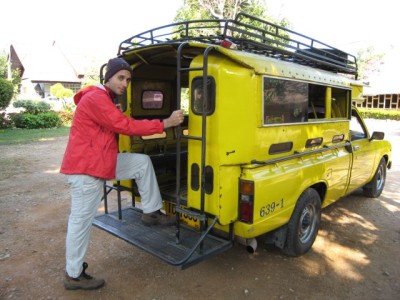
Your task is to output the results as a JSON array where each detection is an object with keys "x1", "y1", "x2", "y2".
[{"x1": 142, "y1": 90, "x2": 164, "y2": 109}]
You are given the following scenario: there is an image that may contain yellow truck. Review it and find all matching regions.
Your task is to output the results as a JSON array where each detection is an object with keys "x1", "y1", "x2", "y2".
[{"x1": 93, "y1": 13, "x2": 392, "y2": 268}]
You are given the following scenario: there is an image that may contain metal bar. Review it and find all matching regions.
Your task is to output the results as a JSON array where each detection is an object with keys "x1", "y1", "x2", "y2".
[
  {"x1": 180, "y1": 134, "x2": 202, "y2": 141},
  {"x1": 103, "y1": 182, "x2": 108, "y2": 214},
  {"x1": 251, "y1": 142, "x2": 352, "y2": 166},
  {"x1": 180, "y1": 67, "x2": 203, "y2": 72},
  {"x1": 174, "y1": 217, "x2": 221, "y2": 266},
  {"x1": 118, "y1": 14, "x2": 357, "y2": 75},
  {"x1": 116, "y1": 181, "x2": 122, "y2": 220},
  {"x1": 130, "y1": 179, "x2": 135, "y2": 207},
  {"x1": 175, "y1": 42, "x2": 185, "y2": 242}
]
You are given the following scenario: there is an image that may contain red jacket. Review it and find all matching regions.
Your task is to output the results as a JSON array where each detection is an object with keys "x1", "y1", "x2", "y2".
[{"x1": 60, "y1": 84, "x2": 164, "y2": 179}]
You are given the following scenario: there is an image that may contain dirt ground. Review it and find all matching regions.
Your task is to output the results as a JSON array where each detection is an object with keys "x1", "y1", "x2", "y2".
[{"x1": 0, "y1": 119, "x2": 399, "y2": 300}]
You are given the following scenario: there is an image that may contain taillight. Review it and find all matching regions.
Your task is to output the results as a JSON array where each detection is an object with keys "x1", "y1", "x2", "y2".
[{"x1": 239, "y1": 180, "x2": 254, "y2": 223}]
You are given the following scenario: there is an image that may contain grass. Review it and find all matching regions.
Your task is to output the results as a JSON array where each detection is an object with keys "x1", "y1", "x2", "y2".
[{"x1": 0, "y1": 127, "x2": 70, "y2": 145}]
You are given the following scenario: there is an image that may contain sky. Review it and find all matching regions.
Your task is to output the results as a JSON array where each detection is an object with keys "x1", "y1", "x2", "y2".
[
  {"x1": 1, "y1": 0, "x2": 398, "y2": 61},
  {"x1": 267, "y1": 0, "x2": 399, "y2": 54}
]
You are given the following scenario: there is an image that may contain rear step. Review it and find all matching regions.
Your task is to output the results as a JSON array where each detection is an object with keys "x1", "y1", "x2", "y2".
[{"x1": 93, "y1": 207, "x2": 233, "y2": 269}]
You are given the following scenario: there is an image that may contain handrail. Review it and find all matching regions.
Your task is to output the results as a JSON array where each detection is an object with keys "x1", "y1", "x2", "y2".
[{"x1": 251, "y1": 142, "x2": 352, "y2": 166}]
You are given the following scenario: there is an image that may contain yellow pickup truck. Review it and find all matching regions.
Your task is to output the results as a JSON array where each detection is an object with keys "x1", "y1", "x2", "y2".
[{"x1": 93, "y1": 13, "x2": 392, "y2": 268}]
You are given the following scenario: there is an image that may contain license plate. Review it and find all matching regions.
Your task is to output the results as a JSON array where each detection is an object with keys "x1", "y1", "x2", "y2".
[{"x1": 165, "y1": 202, "x2": 200, "y2": 229}]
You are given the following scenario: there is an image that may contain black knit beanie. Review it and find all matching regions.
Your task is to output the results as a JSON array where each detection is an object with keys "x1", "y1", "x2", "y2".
[{"x1": 104, "y1": 57, "x2": 132, "y2": 82}]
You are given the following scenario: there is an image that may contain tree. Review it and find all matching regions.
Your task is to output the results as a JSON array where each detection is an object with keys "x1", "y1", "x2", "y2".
[
  {"x1": 174, "y1": 0, "x2": 290, "y2": 45},
  {"x1": 357, "y1": 46, "x2": 385, "y2": 81},
  {"x1": 50, "y1": 83, "x2": 74, "y2": 110},
  {"x1": 0, "y1": 78, "x2": 14, "y2": 110},
  {"x1": 0, "y1": 54, "x2": 7, "y2": 79},
  {"x1": 174, "y1": 0, "x2": 288, "y2": 26},
  {"x1": 0, "y1": 52, "x2": 21, "y2": 95}
]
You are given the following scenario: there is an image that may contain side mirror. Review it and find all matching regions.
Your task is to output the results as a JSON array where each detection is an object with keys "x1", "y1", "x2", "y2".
[{"x1": 370, "y1": 131, "x2": 384, "y2": 141}]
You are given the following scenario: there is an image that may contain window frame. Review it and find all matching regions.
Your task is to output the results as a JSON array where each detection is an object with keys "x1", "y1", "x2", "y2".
[
  {"x1": 191, "y1": 76, "x2": 216, "y2": 116},
  {"x1": 262, "y1": 76, "x2": 352, "y2": 127},
  {"x1": 141, "y1": 90, "x2": 165, "y2": 110}
]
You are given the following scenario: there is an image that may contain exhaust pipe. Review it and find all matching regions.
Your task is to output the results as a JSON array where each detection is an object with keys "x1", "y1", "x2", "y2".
[
  {"x1": 211, "y1": 228, "x2": 258, "y2": 253},
  {"x1": 234, "y1": 237, "x2": 257, "y2": 253},
  {"x1": 245, "y1": 238, "x2": 257, "y2": 253}
]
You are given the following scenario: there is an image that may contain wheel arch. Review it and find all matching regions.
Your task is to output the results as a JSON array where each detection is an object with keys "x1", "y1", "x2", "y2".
[
  {"x1": 382, "y1": 154, "x2": 391, "y2": 169},
  {"x1": 309, "y1": 182, "x2": 326, "y2": 205}
]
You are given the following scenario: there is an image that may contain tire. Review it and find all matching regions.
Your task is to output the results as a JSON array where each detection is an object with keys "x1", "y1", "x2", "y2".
[
  {"x1": 362, "y1": 157, "x2": 387, "y2": 198},
  {"x1": 283, "y1": 188, "x2": 321, "y2": 256}
]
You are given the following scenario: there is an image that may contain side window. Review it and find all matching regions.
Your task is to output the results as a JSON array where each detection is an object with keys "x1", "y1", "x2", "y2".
[
  {"x1": 263, "y1": 77, "x2": 308, "y2": 124},
  {"x1": 331, "y1": 87, "x2": 350, "y2": 118},
  {"x1": 191, "y1": 76, "x2": 215, "y2": 115},
  {"x1": 350, "y1": 110, "x2": 367, "y2": 140},
  {"x1": 308, "y1": 84, "x2": 350, "y2": 120},
  {"x1": 308, "y1": 84, "x2": 326, "y2": 119},
  {"x1": 142, "y1": 90, "x2": 164, "y2": 109}
]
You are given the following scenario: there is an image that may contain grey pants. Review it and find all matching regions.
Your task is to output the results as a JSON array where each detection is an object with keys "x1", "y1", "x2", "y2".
[{"x1": 65, "y1": 153, "x2": 162, "y2": 277}]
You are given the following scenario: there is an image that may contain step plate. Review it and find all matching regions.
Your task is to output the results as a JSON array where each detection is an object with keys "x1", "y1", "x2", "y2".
[{"x1": 93, "y1": 208, "x2": 232, "y2": 268}]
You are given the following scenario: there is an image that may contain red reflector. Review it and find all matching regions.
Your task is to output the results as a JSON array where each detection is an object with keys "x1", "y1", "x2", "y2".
[
  {"x1": 220, "y1": 39, "x2": 237, "y2": 49},
  {"x1": 240, "y1": 201, "x2": 253, "y2": 223}
]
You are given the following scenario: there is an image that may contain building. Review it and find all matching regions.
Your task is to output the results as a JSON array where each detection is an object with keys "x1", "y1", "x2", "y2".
[
  {"x1": 8, "y1": 41, "x2": 84, "y2": 100},
  {"x1": 355, "y1": 46, "x2": 400, "y2": 110}
]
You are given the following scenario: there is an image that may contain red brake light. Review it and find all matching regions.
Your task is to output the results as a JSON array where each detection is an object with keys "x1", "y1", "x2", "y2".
[{"x1": 239, "y1": 180, "x2": 254, "y2": 223}]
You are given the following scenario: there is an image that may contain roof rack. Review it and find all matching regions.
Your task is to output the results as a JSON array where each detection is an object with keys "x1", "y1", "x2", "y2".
[{"x1": 118, "y1": 12, "x2": 357, "y2": 76}]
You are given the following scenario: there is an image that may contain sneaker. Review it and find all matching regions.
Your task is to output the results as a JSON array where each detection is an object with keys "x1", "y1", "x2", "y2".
[
  {"x1": 64, "y1": 262, "x2": 105, "y2": 290},
  {"x1": 141, "y1": 210, "x2": 176, "y2": 226}
]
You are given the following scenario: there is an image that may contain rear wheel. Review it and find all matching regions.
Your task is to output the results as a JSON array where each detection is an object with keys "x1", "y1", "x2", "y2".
[
  {"x1": 363, "y1": 157, "x2": 387, "y2": 198},
  {"x1": 283, "y1": 188, "x2": 321, "y2": 256}
]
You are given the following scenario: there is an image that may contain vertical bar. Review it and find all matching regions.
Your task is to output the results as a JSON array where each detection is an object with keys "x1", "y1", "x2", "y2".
[
  {"x1": 103, "y1": 182, "x2": 108, "y2": 214},
  {"x1": 175, "y1": 42, "x2": 189, "y2": 243},
  {"x1": 130, "y1": 179, "x2": 135, "y2": 207},
  {"x1": 117, "y1": 181, "x2": 122, "y2": 220},
  {"x1": 325, "y1": 87, "x2": 332, "y2": 119}
]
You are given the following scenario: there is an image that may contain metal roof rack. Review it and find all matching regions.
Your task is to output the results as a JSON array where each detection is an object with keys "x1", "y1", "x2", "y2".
[{"x1": 118, "y1": 12, "x2": 357, "y2": 76}]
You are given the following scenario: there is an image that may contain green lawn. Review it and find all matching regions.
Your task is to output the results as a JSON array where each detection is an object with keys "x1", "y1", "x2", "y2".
[{"x1": 0, "y1": 127, "x2": 70, "y2": 145}]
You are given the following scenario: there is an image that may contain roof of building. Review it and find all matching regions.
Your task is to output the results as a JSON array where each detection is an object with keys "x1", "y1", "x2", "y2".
[{"x1": 10, "y1": 42, "x2": 82, "y2": 83}]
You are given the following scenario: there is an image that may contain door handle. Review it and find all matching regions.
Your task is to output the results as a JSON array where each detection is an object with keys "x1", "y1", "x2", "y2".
[{"x1": 353, "y1": 145, "x2": 360, "y2": 151}]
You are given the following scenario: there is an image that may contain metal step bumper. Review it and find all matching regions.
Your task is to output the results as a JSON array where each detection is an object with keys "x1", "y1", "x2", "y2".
[{"x1": 93, "y1": 207, "x2": 233, "y2": 269}]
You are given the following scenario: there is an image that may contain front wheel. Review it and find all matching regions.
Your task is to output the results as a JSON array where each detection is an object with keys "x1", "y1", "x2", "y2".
[
  {"x1": 362, "y1": 157, "x2": 387, "y2": 198},
  {"x1": 283, "y1": 188, "x2": 321, "y2": 256}
]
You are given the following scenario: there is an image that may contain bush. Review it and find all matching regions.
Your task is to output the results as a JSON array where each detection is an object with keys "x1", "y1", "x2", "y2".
[
  {"x1": 358, "y1": 108, "x2": 400, "y2": 121},
  {"x1": 0, "y1": 78, "x2": 14, "y2": 110},
  {"x1": 57, "y1": 110, "x2": 74, "y2": 126},
  {"x1": 13, "y1": 114, "x2": 42, "y2": 129},
  {"x1": 13, "y1": 112, "x2": 61, "y2": 129},
  {"x1": 0, "y1": 112, "x2": 14, "y2": 129},
  {"x1": 13, "y1": 100, "x2": 51, "y2": 114},
  {"x1": 40, "y1": 112, "x2": 62, "y2": 127}
]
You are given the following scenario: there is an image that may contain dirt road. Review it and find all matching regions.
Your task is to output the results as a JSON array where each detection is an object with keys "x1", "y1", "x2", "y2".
[{"x1": 1, "y1": 119, "x2": 399, "y2": 300}]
